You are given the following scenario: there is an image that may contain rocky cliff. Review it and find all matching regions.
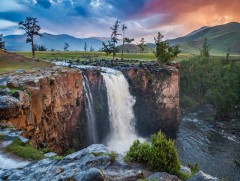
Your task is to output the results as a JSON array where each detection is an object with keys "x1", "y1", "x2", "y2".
[
  {"x1": 0, "y1": 64, "x2": 180, "y2": 153},
  {"x1": 122, "y1": 66, "x2": 180, "y2": 137},
  {"x1": 0, "y1": 67, "x2": 85, "y2": 154}
]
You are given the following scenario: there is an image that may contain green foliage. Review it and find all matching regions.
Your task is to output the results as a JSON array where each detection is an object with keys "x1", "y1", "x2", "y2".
[
  {"x1": 102, "y1": 20, "x2": 121, "y2": 60},
  {"x1": 180, "y1": 95, "x2": 197, "y2": 109},
  {"x1": 125, "y1": 131, "x2": 180, "y2": 175},
  {"x1": 0, "y1": 134, "x2": 5, "y2": 141},
  {"x1": 200, "y1": 38, "x2": 210, "y2": 57},
  {"x1": 187, "y1": 163, "x2": 199, "y2": 175},
  {"x1": 137, "y1": 38, "x2": 147, "y2": 53},
  {"x1": 34, "y1": 44, "x2": 47, "y2": 51},
  {"x1": 181, "y1": 56, "x2": 240, "y2": 118},
  {"x1": 5, "y1": 139, "x2": 44, "y2": 160},
  {"x1": 0, "y1": 34, "x2": 5, "y2": 49},
  {"x1": 64, "y1": 42, "x2": 70, "y2": 51},
  {"x1": 154, "y1": 32, "x2": 180, "y2": 65},
  {"x1": 107, "y1": 151, "x2": 116, "y2": 163},
  {"x1": 19, "y1": 17, "x2": 42, "y2": 57}
]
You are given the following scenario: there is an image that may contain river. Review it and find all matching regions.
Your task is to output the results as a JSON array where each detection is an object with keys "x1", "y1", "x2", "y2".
[{"x1": 176, "y1": 104, "x2": 240, "y2": 181}]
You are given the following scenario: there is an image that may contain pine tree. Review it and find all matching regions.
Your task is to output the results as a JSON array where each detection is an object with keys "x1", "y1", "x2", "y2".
[{"x1": 200, "y1": 38, "x2": 210, "y2": 57}]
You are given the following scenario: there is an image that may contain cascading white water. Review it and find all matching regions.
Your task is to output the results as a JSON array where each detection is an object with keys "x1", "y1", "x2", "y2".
[
  {"x1": 102, "y1": 69, "x2": 139, "y2": 153},
  {"x1": 82, "y1": 75, "x2": 97, "y2": 143}
]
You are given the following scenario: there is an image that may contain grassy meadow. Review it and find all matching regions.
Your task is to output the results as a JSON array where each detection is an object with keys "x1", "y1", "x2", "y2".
[
  {"x1": 16, "y1": 51, "x2": 193, "y2": 62},
  {"x1": 0, "y1": 50, "x2": 52, "y2": 74},
  {"x1": 16, "y1": 51, "x2": 240, "y2": 62}
]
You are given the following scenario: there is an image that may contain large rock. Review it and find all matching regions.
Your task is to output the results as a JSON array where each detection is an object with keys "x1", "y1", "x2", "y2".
[
  {"x1": 0, "y1": 95, "x2": 20, "y2": 120},
  {"x1": 0, "y1": 144, "x2": 143, "y2": 181},
  {"x1": 188, "y1": 171, "x2": 219, "y2": 181},
  {"x1": 147, "y1": 172, "x2": 180, "y2": 181}
]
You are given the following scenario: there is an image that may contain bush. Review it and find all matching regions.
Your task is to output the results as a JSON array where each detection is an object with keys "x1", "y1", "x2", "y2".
[
  {"x1": 125, "y1": 131, "x2": 180, "y2": 175},
  {"x1": 0, "y1": 134, "x2": 4, "y2": 141},
  {"x1": 5, "y1": 139, "x2": 44, "y2": 160}
]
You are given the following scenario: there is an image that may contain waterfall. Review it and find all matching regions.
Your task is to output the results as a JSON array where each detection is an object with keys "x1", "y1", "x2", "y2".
[
  {"x1": 102, "y1": 69, "x2": 139, "y2": 153},
  {"x1": 82, "y1": 74, "x2": 98, "y2": 143}
]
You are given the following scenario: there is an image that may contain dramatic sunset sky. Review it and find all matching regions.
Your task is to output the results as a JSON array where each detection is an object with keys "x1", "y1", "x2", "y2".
[{"x1": 0, "y1": 0, "x2": 240, "y2": 42}]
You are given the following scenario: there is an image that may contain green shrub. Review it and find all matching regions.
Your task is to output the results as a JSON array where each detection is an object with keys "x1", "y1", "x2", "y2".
[
  {"x1": 107, "y1": 151, "x2": 116, "y2": 164},
  {"x1": 180, "y1": 95, "x2": 197, "y2": 109},
  {"x1": 5, "y1": 139, "x2": 44, "y2": 160},
  {"x1": 0, "y1": 134, "x2": 4, "y2": 141},
  {"x1": 125, "y1": 131, "x2": 180, "y2": 175}
]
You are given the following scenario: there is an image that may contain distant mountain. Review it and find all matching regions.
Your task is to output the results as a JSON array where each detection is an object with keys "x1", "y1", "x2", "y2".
[
  {"x1": 3, "y1": 33, "x2": 109, "y2": 51},
  {"x1": 2, "y1": 22, "x2": 240, "y2": 54},
  {"x1": 168, "y1": 22, "x2": 240, "y2": 54}
]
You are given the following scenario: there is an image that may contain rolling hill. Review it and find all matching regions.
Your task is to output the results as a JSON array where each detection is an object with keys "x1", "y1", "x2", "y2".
[
  {"x1": 168, "y1": 22, "x2": 240, "y2": 54},
  {"x1": 2, "y1": 22, "x2": 240, "y2": 54}
]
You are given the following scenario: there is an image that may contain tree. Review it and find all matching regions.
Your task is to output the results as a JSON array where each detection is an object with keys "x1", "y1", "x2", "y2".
[
  {"x1": 226, "y1": 48, "x2": 230, "y2": 61},
  {"x1": 0, "y1": 34, "x2": 5, "y2": 49},
  {"x1": 154, "y1": 32, "x2": 180, "y2": 65},
  {"x1": 19, "y1": 17, "x2": 42, "y2": 58},
  {"x1": 121, "y1": 24, "x2": 127, "y2": 60},
  {"x1": 137, "y1": 38, "x2": 146, "y2": 53},
  {"x1": 120, "y1": 24, "x2": 134, "y2": 60},
  {"x1": 84, "y1": 42, "x2": 87, "y2": 52},
  {"x1": 34, "y1": 44, "x2": 47, "y2": 51},
  {"x1": 102, "y1": 20, "x2": 121, "y2": 61},
  {"x1": 90, "y1": 46, "x2": 94, "y2": 52},
  {"x1": 200, "y1": 38, "x2": 210, "y2": 57},
  {"x1": 64, "y1": 42, "x2": 70, "y2": 51}
]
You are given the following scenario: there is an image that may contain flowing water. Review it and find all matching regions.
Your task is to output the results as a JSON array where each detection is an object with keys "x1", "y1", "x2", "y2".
[
  {"x1": 0, "y1": 129, "x2": 30, "y2": 169},
  {"x1": 82, "y1": 74, "x2": 98, "y2": 143},
  {"x1": 176, "y1": 105, "x2": 240, "y2": 181},
  {"x1": 102, "y1": 69, "x2": 139, "y2": 153}
]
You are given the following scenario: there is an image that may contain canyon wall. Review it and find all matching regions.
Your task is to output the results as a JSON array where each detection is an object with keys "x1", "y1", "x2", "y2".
[
  {"x1": 0, "y1": 67, "x2": 85, "y2": 154},
  {"x1": 0, "y1": 65, "x2": 180, "y2": 153},
  {"x1": 122, "y1": 66, "x2": 180, "y2": 137}
]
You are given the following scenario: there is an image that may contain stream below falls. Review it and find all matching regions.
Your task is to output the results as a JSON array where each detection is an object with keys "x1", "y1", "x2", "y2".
[{"x1": 176, "y1": 104, "x2": 240, "y2": 181}]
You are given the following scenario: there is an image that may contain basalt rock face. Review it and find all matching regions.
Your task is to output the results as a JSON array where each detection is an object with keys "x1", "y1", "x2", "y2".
[
  {"x1": 0, "y1": 67, "x2": 85, "y2": 154},
  {"x1": 122, "y1": 66, "x2": 180, "y2": 138}
]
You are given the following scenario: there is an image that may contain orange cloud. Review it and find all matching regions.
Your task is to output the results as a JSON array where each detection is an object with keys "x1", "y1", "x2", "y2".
[{"x1": 140, "y1": 0, "x2": 240, "y2": 36}]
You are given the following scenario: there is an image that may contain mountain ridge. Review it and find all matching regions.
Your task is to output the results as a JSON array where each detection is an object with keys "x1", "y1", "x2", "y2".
[{"x1": 2, "y1": 22, "x2": 240, "y2": 54}]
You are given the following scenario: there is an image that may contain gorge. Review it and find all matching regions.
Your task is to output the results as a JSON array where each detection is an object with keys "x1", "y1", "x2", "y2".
[{"x1": 1, "y1": 62, "x2": 239, "y2": 180}]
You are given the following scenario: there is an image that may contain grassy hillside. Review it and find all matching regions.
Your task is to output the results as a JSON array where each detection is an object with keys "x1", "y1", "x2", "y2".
[
  {"x1": 0, "y1": 50, "x2": 52, "y2": 74},
  {"x1": 169, "y1": 22, "x2": 240, "y2": 55}
]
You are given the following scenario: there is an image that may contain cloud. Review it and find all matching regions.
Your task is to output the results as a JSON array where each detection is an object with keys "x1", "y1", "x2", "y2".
[
  {"x1": 36, "y1": 0, "x2": 51, "y2": 9},
  {"x1": 138, "y1": 0, "x2": 240, "y2": 36},
  {"x1": 0, "y1": 0, "x2": 239, "y2": 40}
]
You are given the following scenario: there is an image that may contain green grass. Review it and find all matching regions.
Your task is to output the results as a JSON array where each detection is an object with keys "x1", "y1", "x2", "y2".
[
  {"x1": 0, "y1": 50, "x2": 52, "y2": 74},
  {"x1": 0, "y1": 134, "x2": 5, "y2": 141},
  {"x1": 4, "y1": 139, "x2": 44, "y2": 160},
  {"x1": 16, "y1": 51, "x2": 240, "y2": 63},
  {"x1": 16, "y1": 51, "x2": 194, "y2": 61}
]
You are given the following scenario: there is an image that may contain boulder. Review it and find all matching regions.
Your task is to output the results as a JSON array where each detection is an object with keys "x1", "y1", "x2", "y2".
[
  {"x1": 44, "y1": 152, "x2": 57, "y2": 158},
  {"x1": 180, "y1": 165, "x2": 191, "y2": 175},
  {"x1": 188, "y1": 171, "x2": 219, "y2": 181},
  {"x1": 0, "y1": 95, "x2": 20, "y2": 120},
  {"x1": 147, "y1": 172, "x2": 180, "y2": 181}
]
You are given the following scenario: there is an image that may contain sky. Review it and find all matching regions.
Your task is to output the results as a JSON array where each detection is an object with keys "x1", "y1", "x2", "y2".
[{"x1": 0, "y1": 0, "x2": 240, "y2": 42}]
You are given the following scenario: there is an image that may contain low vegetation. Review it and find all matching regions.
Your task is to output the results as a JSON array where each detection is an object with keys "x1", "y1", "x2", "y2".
[
  {"x1": 125, "y1": 131, "x2": 181, "y2": 176},
  {"x1": 5, "y1": 139, "x2": 44, "y2": 160},
  {"x1": 0, "y1": 50, "x2": 51, "y2": 74},
  {"x1": 0, "y1": 134, "x2": 5, "y2": 141}
]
